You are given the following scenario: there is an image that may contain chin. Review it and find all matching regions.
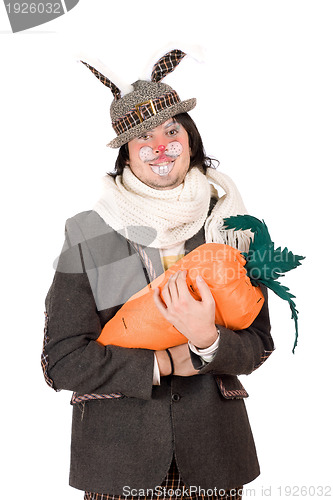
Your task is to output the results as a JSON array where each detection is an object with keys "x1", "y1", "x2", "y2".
[{"x1": 149, "y1": 174, "x2": 184, "y2": 190}]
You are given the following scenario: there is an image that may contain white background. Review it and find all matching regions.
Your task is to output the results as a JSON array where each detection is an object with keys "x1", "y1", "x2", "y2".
[{"x1": 0, "y1": 1, "x2": 332, "y2": 499}]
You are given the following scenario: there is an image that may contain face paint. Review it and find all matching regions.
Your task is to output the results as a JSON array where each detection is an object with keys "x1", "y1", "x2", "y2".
[
  {"x1": 139, "y1": 146, "x2": 156, "y2": 162},
  {"x1": 139, "y1": 141, "x2": 184, "y2": 177}
]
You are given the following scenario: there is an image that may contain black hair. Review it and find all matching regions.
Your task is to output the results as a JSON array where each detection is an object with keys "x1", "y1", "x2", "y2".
[{"x1": 107, "y1": 112, "x2": 219, "y2": 177}]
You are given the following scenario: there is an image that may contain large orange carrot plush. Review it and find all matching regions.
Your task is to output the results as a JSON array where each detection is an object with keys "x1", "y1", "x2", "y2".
[{"x1": 97, "y1": 215, "x2": 305, "y2": 352}]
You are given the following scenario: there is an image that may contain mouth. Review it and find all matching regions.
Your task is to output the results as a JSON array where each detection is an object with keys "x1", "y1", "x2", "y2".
[{"x1": 149, "y1": 160, "x2": 175, "y2": 177}]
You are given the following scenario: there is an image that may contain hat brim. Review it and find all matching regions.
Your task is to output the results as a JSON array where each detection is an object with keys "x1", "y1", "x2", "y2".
[{"x1": 107, "y1": 98, "x2": 196, "y2": 148}]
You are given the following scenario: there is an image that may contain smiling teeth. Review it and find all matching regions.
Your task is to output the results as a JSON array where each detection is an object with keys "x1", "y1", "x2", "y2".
[
  {"x1": 158, "y1": 165, "x2": 169, "y2": 175},
  {"x1": 150, "y1": 161, "x2": 174, "y2": 176}
]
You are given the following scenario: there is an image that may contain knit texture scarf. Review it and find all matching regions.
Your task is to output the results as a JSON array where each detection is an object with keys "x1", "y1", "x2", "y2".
[{"x1": 94, "y1": 166, "x2": 250, "y2": 251}]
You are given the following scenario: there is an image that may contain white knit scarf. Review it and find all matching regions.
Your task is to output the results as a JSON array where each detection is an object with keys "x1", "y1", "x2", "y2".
[{"x1": 94, "y1": 166, "x2": 251, "y2": 251}]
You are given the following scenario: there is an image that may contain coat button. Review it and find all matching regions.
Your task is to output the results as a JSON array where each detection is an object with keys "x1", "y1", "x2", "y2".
[{"x1": 172, "y1": 393, "x2": 181, "y2": 402}]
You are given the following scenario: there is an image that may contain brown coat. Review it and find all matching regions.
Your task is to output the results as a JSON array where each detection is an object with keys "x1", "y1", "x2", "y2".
[{"x1": 43, "y1": 209, "x2": 274, "y2": 495}]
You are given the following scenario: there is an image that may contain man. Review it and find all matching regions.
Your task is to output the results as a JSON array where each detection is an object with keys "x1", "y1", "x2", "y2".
[{"x1": 42, "y1": 49, "x2": 274, "y2": 500}]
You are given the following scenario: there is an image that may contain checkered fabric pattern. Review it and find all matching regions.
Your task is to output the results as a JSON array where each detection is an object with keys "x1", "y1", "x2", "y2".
[
  {"x1": 84, "y1": 457, "x2": 242, "y2": 500},
  {"x1": 215, "y1": 375, "x2": 249, "y2": 399},
  {"x1": 253, "y1": 349, "x2": 274, "y2": 370},
  {"x1": 130, "y1": 241, "x2": 157, "y2": 282},
  {"x1": 151, "y1": 50, "x2": 186, "y2": 83},
  {"x1": 112, "y1": 90, "x2": 181, "y2": 136},
  {"x1": 71, "y1": 392, "x2": 123, "y2": 405},
  {"x1": 41, "y1": 312, "x2": 56, "y2": 389},
  {"x1": 81, "y1": 61, "x2": 122, "y2": 100}
]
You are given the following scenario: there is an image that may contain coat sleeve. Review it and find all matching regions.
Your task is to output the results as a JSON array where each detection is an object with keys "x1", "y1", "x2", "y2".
[
  {"x1": 190, "y1": 286, "x2": 274, "y2": 376},
  {"x1": 42, "y1": 221, "x2": 155, "y2": 401}
]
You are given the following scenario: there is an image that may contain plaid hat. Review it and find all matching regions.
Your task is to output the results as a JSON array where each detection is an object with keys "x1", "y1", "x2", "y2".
[{"x1": 81, "y1": 49, "x2": 196, "y2": 148}]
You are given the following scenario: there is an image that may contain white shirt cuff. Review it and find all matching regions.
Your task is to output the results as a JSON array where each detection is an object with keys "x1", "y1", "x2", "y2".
[
  {"x1": 153, "y1": 353, "x2": 161, "y2": 385},
  {"x1": 188, "y1": 333, "x2": 220, "y2": 363}
]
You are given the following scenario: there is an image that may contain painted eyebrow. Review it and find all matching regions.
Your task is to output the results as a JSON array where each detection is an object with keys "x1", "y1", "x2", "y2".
[{"x1": 163, "y1": 120, "x2": 179, "y2": 130}]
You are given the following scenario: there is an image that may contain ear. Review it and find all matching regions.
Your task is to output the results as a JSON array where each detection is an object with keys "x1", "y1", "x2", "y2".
[
  {"x1": 151, "y1": 49, "x2": 186, "y2": 83},
  {"x1": 80, "y1": 60, "x2": 122, "y2": 100},
  {"x1": 77, "y1": 52, "x2": 134, "y2": 96}
]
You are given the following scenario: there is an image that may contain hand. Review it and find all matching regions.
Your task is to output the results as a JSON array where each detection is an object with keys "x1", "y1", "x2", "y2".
[
  {"x1": 153, "y1": 270, "x2": 218, "y2": 349},
  {"x1": 155, "y1": 344, "x2": 199, "y2": 377}
]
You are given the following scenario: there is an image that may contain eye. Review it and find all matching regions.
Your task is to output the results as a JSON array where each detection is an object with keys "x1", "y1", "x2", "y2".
[
  {"x1": 167, "y1": 128, "x2": 178, "y2": 137},
  {"x1": 138, "y1": 133, "x2": 151, "y2": 141}
]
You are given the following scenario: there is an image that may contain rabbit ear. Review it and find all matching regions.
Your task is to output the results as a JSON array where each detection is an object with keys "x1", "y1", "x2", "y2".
[
  {"x1": 150, "y1": 49, "x2": 186, "y2": 83},
  {"x1": 81, "y1": 61, "x2": 122, "y2": 100}
]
